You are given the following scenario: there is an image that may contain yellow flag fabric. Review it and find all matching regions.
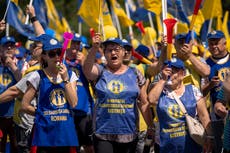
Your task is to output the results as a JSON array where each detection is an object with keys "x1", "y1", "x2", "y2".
[
  {"x1": 11, "y1": 0, "x2": 18, "y2": 5},
  {"x1": 110, "y1": 0, "x2": 134, "y2": 27},
  {"x1": 216, "y1": 16, "x2": 222, "y2": 31},
  {"x1": 78, "y1": 0, "x2": 113, "y2": 31},
  {"x1": 188, "y1": 11, "x2": 205, "y2": 35},
  {"x1": 222, "y1": 11, "x2": 229, "y2": 39},
  {"x1": 201, "y1": 0, "x2": 222, "y2": 20},
  {"x1": 141, "y1": 27, "x2": 157, "y2": 47},
  {"x1": 45, "y1": 0, "x2": 71, "y2": 40},
  {"x1": 156, "y1": 15, "x2": 162, "y2": 38},
  {"x1": 143, "y1": 0, "x2": 162, "y2": 15}
]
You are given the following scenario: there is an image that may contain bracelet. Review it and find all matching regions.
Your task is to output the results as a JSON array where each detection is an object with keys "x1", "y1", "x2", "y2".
[
  {"x1": 63, "y1": 78, "x2": 70, "y2": 84},
  {"x1": 30, "y1": 16, "x2": 38, "y2": 23}
]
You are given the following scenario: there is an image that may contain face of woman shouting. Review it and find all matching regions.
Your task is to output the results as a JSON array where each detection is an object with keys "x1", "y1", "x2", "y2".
[{"x1": 103, "y1": 43, "x2": 125, "y2": 71}]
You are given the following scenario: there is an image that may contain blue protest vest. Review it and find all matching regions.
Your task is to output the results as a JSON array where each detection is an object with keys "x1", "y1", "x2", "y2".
[
  {"x1": 157, "y1": 85, "x2": 202, "y2": 153},
  {"x1": 0, "y1": 66, "x2": 17, "y2": 117},
  {"x1": 64, "y1": 60, "x2": 94, "y2": 115},
  {"x1": 206, "y1": 57, "x2": 230, "y2": 106},
  {"x1": 94, "y1": 67, "x2": 139, "y2": 135},
  {"x1": 32, "y1": 70, "x2": 78, "y2": 146}
]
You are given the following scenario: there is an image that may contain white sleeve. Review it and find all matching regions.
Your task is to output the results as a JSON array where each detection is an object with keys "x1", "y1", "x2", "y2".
[
  {"x1": 70, "y1": 71, "x2": 78, "y2": 82},
  {"x1": 15, "y1": 73, "x2": 33, "y2": 93},
  {"x1": 27, "y1": 71, "x2": 41, "y2": 91},
  {"x1": 192, "y1": 85, "x2": 203, "y2": 102}
]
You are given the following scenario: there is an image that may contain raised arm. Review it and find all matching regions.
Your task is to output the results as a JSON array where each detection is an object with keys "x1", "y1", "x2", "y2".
[
  {"x1": 26, "y1": 5, "x2": 45, "y2": 36},
  {"x1": 181, "y1": 43, "x2": 210, "y2": 77},
  {"x1": 83, "y1": 33, "x2": 101, "y2": 81},
  {"x1": 148, "y1": 66, "x2": 171, "y2": 105}
]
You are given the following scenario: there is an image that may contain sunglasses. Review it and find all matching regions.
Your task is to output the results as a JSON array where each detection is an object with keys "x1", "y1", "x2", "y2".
[{"x1": 47, "y1": 49, "x2": 62, "y2": 58}]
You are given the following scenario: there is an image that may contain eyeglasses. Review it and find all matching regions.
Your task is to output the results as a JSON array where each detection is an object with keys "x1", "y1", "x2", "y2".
[
  {"x1": 105, "y1": 46, "x2": 122, "y2": 53},
  {"x1": 47, "y1": 49, "x2": 62, "y2": 58}
]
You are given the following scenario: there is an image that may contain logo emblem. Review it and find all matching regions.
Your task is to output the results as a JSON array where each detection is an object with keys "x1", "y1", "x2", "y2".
[
  {"x1": 107, "y1": 80, "x2": 124, "y2": 94},
  {"x1": 50, "y1": 88, "x2": 67, "y2": 107}
]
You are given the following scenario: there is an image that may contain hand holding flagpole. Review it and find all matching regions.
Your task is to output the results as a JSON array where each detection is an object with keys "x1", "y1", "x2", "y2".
[{"x1": 25, "y1": 0, "x2": 33, "y2": 25}]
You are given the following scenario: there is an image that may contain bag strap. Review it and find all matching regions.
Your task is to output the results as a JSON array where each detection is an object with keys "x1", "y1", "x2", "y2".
[{"x1": 170, "y1": 91, "x2": 187, "y2": 114}]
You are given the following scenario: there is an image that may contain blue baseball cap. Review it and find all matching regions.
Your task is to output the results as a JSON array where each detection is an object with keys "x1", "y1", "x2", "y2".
[
  {"x1": 135, "y1": 44, "x2": 149, "y2": 58},
  {"x1": 102, "y1": 38, "x2": 123, "y2": 46},
  {"x1": 207, "y1": 30, "x2": 225, "y2": 39},
  {"x1": 1, "y1": 36, "x2": 16, "y2": 45},
  {"x1": 122, "y1": 39, "x2": 132, "y2": 48},
  {"x1": 41, "y1": 35, "x2": 62, "y2": 51},
  {"x1": 175, "y1": 33, "x2": 187, "y2": 40},
  {"x1": 72, "y1": 33, "x2": 82, "y2": 42},
  {"x1": 164, "y1": 58, "x2": 185, "y2": 69},
  {"x1": 15, "y1": 47, "x2": 27, "y2": 58}
]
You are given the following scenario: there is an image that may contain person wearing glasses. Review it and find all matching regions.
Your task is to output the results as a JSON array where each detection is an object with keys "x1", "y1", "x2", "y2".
[
  {"x1": 83, "y1": 35, "x2": 154, "y2": 153},
  {"x1": 148, "y1": 58, "x2": 213, "y2": 153},
  {"x1": 21, "y1": 35, "x2": 79, "y2": 153}
]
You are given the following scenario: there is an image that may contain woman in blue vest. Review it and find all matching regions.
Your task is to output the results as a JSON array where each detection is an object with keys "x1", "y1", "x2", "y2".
[
  {"x1": 148, "y1": 58, "x2": 213, "y2": 153},
  {"x1": 83, "y1": 34, "x2": 154, "y2": 153},
  {"x1": 21, "y1": 35, "x2": 79, "y2": 153}
]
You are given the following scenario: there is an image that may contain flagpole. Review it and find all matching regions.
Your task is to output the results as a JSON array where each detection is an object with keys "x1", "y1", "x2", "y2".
[
  {"x1": 6, "y1": 23, "x2": 9, "y2": 37},
  {"x1": 147, "y1": 12, "x2": 157, "y2": 56},
  {"x1": 78, "y1": 22, "x2": 82, "y2": 35},
  {"x1": 25, "y1": 0, "x2": 34, "y2": 25},
  {"x1": 110, "y1": 3, "x2": 122, "y2": 39},
  {"x1": 162, "y1": 0, "x2": 167, "y2": 35},
  {"x1": 3, "y1": 0, "x2": 11, "y2": 21},
  {"x1": 99, "y1": 0, "x2": 105, "y2": 40},
  {"x1": 124, "y1": 0, "x2": 134, "y2": 39}
]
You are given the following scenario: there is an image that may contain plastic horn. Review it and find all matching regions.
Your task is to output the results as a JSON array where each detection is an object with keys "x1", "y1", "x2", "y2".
[
  {"x1": 25, "y1": 0, "x2": 33, "y2": 25},
  {"x1": 59, "y1": 32, "x2": 74, "y2": 62},
  {"x1": 135, "y1": 21, "x2": 145, "y2": 34},
  {"x1": 185, "y1": 0, "x2": 203, "y2": 43},
  {"x1": 132, "y1": 49, "x2": 152, "y2": 65},
  {"x1": 90, "y1": 28, "x2": 95, "y2": 38},
  {"x1": 163, "y1": 18, "x2": 177, "y2": 62}
]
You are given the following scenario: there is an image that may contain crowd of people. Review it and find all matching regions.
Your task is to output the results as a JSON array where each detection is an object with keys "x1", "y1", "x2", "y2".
[{"x1": 0, "y1": 4, "x2": 230, "y2": 153}]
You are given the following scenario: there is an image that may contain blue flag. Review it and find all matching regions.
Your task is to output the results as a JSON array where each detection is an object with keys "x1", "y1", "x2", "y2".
[
  {"x1": 6, "y1": 1, "x2": 35, "y2": 38},
  {"x1": 33, "y1": 0, "x2": 49, "y2": 29}
]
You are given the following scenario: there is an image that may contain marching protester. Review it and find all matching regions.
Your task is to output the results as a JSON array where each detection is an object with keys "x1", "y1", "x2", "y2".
[
  {"x1": 21, "y1": 35, "x2": 79, "y2": 153},
  {"x1": 148, "y1": 58, "x2": 213, "y2": 153},
  {"x1": 202, "y1": 30, "x2": 230, "y2": 153},
  {"x1": 83, "y1": 34, "x2": 154, "y2": 153},
  {"x1": 0, "y1": 36, "x2": 21, "y2": 153}
]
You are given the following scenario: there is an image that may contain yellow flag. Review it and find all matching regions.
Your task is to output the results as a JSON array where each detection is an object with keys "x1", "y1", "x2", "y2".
[
  {"x1": 143, "y1": 0, "x2": 162, "y2": 15},
  {"x1": 78, "y1": 0, "x2": 113, "y2": 31},
  {"x1": 216, "y1": 16, "x2": 222, "y2": 31},
  {"x1": 187, "y1": 11, "x2": 205, "y2": 35},
  {"x1": 201, "y1": 0, "x2": 222, "y2": 20},
  {"x1": 110, "y1": 0, "x2": 133, "y2": 27},
  {"x1": 45, "y1": 0, "x2": 71, "y2": 40},
  {"x1": 222, "y1": 11, "x2": 229, "y2": 39}
]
